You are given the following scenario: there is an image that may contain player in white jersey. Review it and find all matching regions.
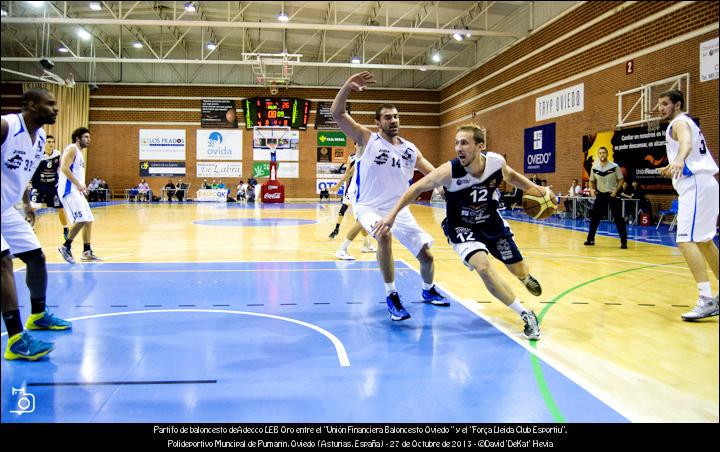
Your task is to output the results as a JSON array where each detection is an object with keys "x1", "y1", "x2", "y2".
[
  {"x1": 658, "y1": 89, "x2": 719, "y2": 320},
  {"x1": 331, "y1": 71, "x2": 449, "y2": 321},
  {"x1": 57, "y1": 127, "x2": 101, "y2": 263},
  {"x1": 330, "y1": 142, "x2": 376, "y2": 260},
  {"x1": 375, "y1": 125, "x2": 549, "y2": 340},
  {"x1": 2, "y1": 88, "x2": 71, "y2": 361}
]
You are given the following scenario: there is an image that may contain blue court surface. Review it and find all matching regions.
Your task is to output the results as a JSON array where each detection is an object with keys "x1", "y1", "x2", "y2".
[{"x1": 1, "y1": 260, "x2": 626, "y2": 423}]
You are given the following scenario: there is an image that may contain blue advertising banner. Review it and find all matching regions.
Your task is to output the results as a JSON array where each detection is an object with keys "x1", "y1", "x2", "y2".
[{"x1": 524, "y1": 123, "x2": 556, "y2": 173}]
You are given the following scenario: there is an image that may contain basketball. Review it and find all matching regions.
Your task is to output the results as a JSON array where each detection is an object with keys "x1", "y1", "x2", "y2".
[{"x1": 522, "y1": 186, "x2": 557, "y2": 220}]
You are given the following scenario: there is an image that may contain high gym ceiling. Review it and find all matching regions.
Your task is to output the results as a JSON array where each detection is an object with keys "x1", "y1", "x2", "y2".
[{"x1": 0, "y1": 1, "x2": 578, "y2": 89}]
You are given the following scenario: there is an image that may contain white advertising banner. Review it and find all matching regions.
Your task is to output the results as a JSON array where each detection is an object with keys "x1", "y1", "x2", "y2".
[
  {"x1": 139, "y1": 129, "x2": 186, "y2": 160},
  {"x1": 196, "y1": 188, "x2": 230, "y2": 202},
  {"x1": 196, "y1": 129, "x2": 243, "y2": 160},
  {"x1": 316, "y1": 179, "x2": 342, "y2": 194},
  {"x1": 700, "y1": 37, "x2": 719, "y2": 82},
  {"x1": 535, "y1": 83, "x2": 584, "y2": 121},
  {"x1": 196, "y1": 162, "x2": 243, "y2": 178},
  {"x1": 277, "y1": 162, "x2": 299, "y2": 178},
  {"x1": 252, "y1": 148, "x2": 299, "y2": 161}
]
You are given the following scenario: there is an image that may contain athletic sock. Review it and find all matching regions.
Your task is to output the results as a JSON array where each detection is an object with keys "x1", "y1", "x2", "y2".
[
  {"x1": 340, "y1": 239, "x2": 352, "y2": 251},
  {"x1": 83, "y1": 243, "x2": 91, "y2": 252},
  {"x1": 384, "y1": 282, "x2": 397, "y2": 296},
  {"x1": 2, "y1": 310, "x2": 23, "y2": 338},
  {"x1": 30, "y1": 297, "x2": 46, "y2": 314},
  {"x1": 698, "y1": 282, "x2": 712, "y2": 298},
  {"x1": 508, "y1": 299, "x2": 526, "y2": 315}
]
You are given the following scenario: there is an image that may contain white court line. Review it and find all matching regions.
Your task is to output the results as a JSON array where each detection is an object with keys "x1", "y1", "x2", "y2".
[
  {"x1": 397, "y1": 257, "x2": 636, "y2": 423},
  {"x1": 0, "y1": 309, "x2": 351, "y2": 367},
  {"x1": 38, "y1": 267, "x2": 381, "y2": 274}
]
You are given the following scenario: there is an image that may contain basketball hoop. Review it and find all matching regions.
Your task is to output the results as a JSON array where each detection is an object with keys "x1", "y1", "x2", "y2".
[{"x1": 644, "y1": 112, "x2": 661, "y2": 132}]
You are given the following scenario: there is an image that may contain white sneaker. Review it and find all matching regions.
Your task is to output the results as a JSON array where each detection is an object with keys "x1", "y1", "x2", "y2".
[
  {"x1": 335, "y1": 249, "x2": 356, "y2": 260},
  {"x1": 682, "y1": 296, "x2": 719, "y2": 321},
  {"x1": 360, "y1": 244, "x2": 377, "y2": 253}
]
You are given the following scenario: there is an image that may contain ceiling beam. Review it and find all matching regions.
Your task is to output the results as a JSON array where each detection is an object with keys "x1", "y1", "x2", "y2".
[
  {"x1": 2, "y1": 56, "x2": 468, "y2": 71},
  {"x1": 2, "y1": 17, "x2": 523, "y2": 38}
]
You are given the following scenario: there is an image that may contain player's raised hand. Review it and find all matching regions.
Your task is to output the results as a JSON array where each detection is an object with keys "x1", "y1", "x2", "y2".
[{"x1": 346, "y1": 72, "x2": 375, "y2": 92}]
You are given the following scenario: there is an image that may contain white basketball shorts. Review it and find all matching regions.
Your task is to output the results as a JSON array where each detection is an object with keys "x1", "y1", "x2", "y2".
[
  {"x1": 62, "y1": 191, "x2": 95, "y2": 224},
  {"x1": 674, "y1": 173, "x2": 719, "y2": 243},
  {"x1": 1, "y1": 207, "x2": 41, "y2": 255},
  {"x1": 355, "y1": 204, "x2": 433, "y2": 256}
]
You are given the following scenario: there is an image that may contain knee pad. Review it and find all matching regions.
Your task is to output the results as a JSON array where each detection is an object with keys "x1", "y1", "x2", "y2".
[{"x1": 339, "y1": 203, "x2": 349, "y2": 216}]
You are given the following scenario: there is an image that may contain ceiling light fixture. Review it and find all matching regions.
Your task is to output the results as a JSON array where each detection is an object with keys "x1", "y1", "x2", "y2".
[
  {"x1": 431, "y1": 52, "x2": 441, "y2": 63},
  {"x1": 58, "y1": 46, "x2": 69, "y2": 53},
  {"x1": 184, "y1": 2, "x2": 196, "y2": 13},
  {"x1": 132, "y1": 42, "x2": 143, "y2": 48},
  {"x1": 206, "y1": 42, "x2": 216, "y2": 50},
  {"x1": 351, "y1": 56, "x2": 361, "y2": 64},
  {"x1": 453, "y1": 32, "x2": 464, "y2": 41},
  {"x1": 78, "y1": 29, "x2": 91, "y2": 40},
  {"x1": 278, "y1": 1, "x2": 289, "y2": 22},
  {"x1": 89, "y1": 1, "x2": 101, "y2": 11}
]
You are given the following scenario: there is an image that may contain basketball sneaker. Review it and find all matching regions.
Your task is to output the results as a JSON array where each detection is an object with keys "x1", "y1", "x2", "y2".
[
  {"x1": 522, "y1": 275, "x2": 542, "y2": 296},
  {"x1": 681, "y1": 296, "x2": 719, "y2": 321},
  {"x1": 25, "y1": 309, "x2": 72, "y2": 331},
  {"x1": 421, "y1": 285, "x2": 450, "y2": 306},
  {"x1": 328, "y1": 228, "x2": 339, "y2": 239},
  {"x1": 335, "y1": 248, "x2": 356, "y2": 260},
  {"x1": 360, "y1": 244, "x2": 377, "y2": 253},
  {"x1": 81, "y1": 250, "x2": 103, "y2": 262},
  {"x1": 521, "y1": 311, "x2": 540, "y2": 340},
  {"x1": 386, "y1": 292, "x2": 410, "y2": 321},
  {"x1": 4, "y1": 331, "x2": 55, "y2": 361},
  {"x1": 583, "y1": 240, "x2": 595, "y2": 246},
  {"x1": 57, "y1": 245, "x2": 75, "y2": 263}
]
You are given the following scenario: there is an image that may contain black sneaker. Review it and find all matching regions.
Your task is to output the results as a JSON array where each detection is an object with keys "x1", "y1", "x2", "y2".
[
  {"x1": 328, "y1": 229, "x2": 339, "y2": 239},
  {"x1": 421, "y1": 285, "x2": 450, "y2": 306},
  {"x1": 522, "y1": 275, "x2": 542, "y2": 296},
  {"x1": 584, "y1": 240, "x2": 595, "y2": 246},
  {"x1": 620, "y1": 242, "x2": 628, "y2": 249}
]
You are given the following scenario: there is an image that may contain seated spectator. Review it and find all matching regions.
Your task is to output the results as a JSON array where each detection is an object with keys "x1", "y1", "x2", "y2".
[
  {"x1": 580, "y1": 181, "x2": 591, "y2": 196},
  {"x1": 247, "y1": 184, "x2": 256, "y2": 203},
  {"x1": 176, "y1": 179, "x2": 188, "y2": 202},
  {"x1": 87, "y1": 177, "x2": 100, "y2": 201},
  {"x1": 564, "y1": 178, "x2": 581, "y2": 213},
  {"x1": 98, "y1": 179, "x2": 109, "y2": 201},
  {"x1": 248, "y1": 176, "x2": 257, "y2": 188},
  {"x1": 202, "y1": 179, "x2": 211, "y2": 189},
  {"x1": 138, "y1": 179, "x2": 151, "y2": 202},
  {"x1": 236, "y1": 179, "x2": 247, "y2": 202},
  {"x1": 211, "y1": 179, "x2": 219, "y2": 189},
  {"x1": 128, "y1": 187, "x2": 139, "y2": 202},
  {"x1": 164, "y1": 179, "x2": 176, "y2": 202},
  {"x1": 217, "y1": 180, "x2": 226, "y2": 189},
  {"x1": 619, "y1": 180, "x2": 634, "y2": 199}
]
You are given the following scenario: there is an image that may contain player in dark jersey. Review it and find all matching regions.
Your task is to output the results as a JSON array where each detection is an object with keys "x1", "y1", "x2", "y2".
[
  {"x1": 31, "y1": 135, "x2": 69, "y2": 239},
  {"x1": 374, "y1": 124, "x2": 553, "y2": 340}
]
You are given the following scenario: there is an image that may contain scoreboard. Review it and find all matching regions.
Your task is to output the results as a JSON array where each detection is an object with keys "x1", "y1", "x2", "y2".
[{"x1": 243, "y1": 97, "x2": 311, "y2": 129}]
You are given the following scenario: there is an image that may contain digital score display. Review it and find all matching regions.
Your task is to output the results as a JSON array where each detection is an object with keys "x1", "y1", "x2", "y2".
[{"x1": 243, "y1": 97, "x2": 311, "y2": 129}]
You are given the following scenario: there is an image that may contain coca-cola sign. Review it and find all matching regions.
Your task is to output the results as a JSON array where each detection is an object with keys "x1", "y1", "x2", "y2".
[{"x1": 264, "y1": 192, "x2": 282, "y2": 199}]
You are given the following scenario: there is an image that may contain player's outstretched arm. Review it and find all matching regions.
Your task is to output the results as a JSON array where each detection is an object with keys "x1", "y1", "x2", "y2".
[
  {"x1": 374, "y1": 162, "x2": 452, "y2": 237},
  {"x1": 331, "y1": 72, "x2": 374, "y2": 152}
]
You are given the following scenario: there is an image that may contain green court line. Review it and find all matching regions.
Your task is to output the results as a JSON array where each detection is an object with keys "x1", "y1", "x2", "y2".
[{"x1": 528, "y1": 261, "x2": 686, "y2": 423}]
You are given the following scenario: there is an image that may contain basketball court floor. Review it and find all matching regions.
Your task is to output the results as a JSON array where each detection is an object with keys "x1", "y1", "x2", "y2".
[{"x1": 1, "y1": 200, "x2": 717, "y2": 423}]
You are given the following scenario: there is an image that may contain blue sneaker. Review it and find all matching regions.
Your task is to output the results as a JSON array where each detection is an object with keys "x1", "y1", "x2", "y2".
[
  {"x1": 4, "y1": 331, "x2": 55, "y2": 361},
  {"x1": 422, "y1": 285, "x2": 450, "y2": 306},
  {"x1": 386, "y1": 292, "x2": 411, "y2": 321},
  {"x1": 25, "y1": 309, "x2": 72, "y2": 331}
]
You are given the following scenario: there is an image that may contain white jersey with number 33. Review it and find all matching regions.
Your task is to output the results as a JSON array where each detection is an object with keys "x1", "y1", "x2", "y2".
[{"x1": 665, "y1": 113, "x2": 719, "y2": 183}]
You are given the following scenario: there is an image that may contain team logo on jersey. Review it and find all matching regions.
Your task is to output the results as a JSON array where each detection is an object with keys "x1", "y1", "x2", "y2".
[
  {"x1": 5, "y1": 153, "x2": 23, "y2": 170},
  {"x1": 593, "y1": 168, "x2": 615, "y2": 177},
  {"x1": 401, "y1": 148, "x2": 414, "y2": 161},
  {"x1": 374, "y1": 150, "x2": 390, "y2": 165}
]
